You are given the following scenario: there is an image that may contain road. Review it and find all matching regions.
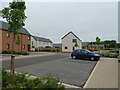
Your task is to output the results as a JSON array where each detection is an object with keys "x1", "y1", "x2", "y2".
[
  {"x1": 2, "y1": 53, "x2": 69, "y2": 69},
  {"x1": 2, "y1": 53, "x2": 97, "y2": 87}
]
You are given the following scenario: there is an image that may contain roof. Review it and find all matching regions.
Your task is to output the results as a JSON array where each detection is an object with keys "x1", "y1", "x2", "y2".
[
  {"x1": 0, "y1": 21, "x2": 31, "y2": 35},
  {"x1": 53, "y1": 43, "x2": 62, "y2": 48},
  {"x1": 82, "y1": 42, "x2": 89, "y2": 47},
  {"x1": 62, "y1": 31, "x2": 82, "y2": 42},
  {"x1": 32, "y1": 35, "x2": 53, "y2": 43}
]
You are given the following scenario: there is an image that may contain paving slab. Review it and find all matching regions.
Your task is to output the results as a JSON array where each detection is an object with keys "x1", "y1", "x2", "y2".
[{"x1": 84, "y1": 57, "x2": 118, "y2": 88}]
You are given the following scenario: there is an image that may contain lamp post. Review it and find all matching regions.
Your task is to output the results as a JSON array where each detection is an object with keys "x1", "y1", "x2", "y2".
[{"x1": 37, "y1": 33, "x2": 40, "y2": 52}]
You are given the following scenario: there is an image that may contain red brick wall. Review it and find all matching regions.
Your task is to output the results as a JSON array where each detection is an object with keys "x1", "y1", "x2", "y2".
[
  {"x1": 0, "y1": 30, "x2": 2, "y2": 52},
  {"x1": 1, "y1": 30, "x2": 31, "y2": 52}
]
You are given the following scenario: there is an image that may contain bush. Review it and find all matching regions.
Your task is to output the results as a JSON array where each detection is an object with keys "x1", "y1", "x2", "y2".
[
  {"x1": 99, "y1": 52, "x2": 118, "y2": 58},
  {"x1": 2, "y1": 51, "x2": 15, "y2": 54},
  {"x1": 109, "y1": 53, "x2": 118, "y2": 58},
  {"x1": 2, "y1": 69, "x2": 64, "y2": 89},
  {"x1": 109, "y1": 50, "x2": 119, "y2": 54},
  {"x1": 21, "y1": 52, "x2": 29, "y2": 55},
  {"x1": 2, "y1": 51, "x2": 29, "y2": 55},
  {"x1": 94, "y1": 49, "x2": 98, "y2": 51}
]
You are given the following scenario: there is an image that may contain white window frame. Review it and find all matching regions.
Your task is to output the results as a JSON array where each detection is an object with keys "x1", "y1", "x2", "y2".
[{"x1": 6, "y1": 44, "x2": 10, "y2": 49}]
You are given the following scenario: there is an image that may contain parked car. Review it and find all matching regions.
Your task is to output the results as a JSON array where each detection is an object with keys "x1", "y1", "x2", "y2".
[
  {"x1": 71, "y1": 49, "x2": 100, "y2": 61},
  {"x1": 87, "y1": 49, "x2": 94, "y2": 51}
]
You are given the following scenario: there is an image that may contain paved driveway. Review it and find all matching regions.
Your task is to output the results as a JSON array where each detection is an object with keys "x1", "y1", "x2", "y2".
[{"x1": 12, "y1": 53, "x2": 97, "y2": 87}]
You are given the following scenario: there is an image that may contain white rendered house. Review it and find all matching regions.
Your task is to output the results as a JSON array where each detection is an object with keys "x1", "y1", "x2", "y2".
[
  {"x1": 61, "y1": 31, "x2": 82, "y2": 52},
  {"x1": 31, "y1": 35, "x2": 53, "y2": 51}
]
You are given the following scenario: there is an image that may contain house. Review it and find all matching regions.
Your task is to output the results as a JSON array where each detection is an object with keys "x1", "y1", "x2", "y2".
[
  {"x1": 0, "y1": 21, "x2": 31, "y2": 52},
  {"x1": 53, "y1": 43, "x2": 62, "y2": 52},
  {"x1": 61, "y1": 31, "x2": 82, "y2": 52},
  {"x1": 53, "y1": 43, "x2": 62, "y2": 48},
  {"x1": 82, "y1": 42, "x2": 90, "y2": 49},
  {"x1": 31, "y1": 35, "x2": 53, "y2": 51}
]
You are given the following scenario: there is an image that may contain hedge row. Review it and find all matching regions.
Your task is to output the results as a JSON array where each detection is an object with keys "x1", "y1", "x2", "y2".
[
  {"x1": 99, "y1": 53, "x2": 118, "y2": 58},
  {"x1": 2, "y1": 69, "x2": 64, "y2": 89},
  {"x1": 2, "y1": 51, "x2": 29, "y2": 55}
]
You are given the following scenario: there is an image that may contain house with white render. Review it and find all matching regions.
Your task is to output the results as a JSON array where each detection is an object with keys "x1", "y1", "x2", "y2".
[
  {"x1": 31, "y1": 35, "x2": 53, "y2": 51},
  {"x1": 61, "y1": 31, "x2": 82, "y2": 52}
]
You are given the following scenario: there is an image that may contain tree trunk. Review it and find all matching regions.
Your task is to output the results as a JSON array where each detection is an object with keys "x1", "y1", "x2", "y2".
[
  {"x1": 18, "y1": 45, "x2": 20, "y2": 52},
  {"x1": 10, "y1": 32, "x2": 16, "y2": 83}
]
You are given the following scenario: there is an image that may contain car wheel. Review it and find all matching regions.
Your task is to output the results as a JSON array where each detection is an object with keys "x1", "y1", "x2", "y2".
[
  {"x1": 90, "y1": 57, "x2": 95, "y2": 61},
  {"x1": 72, "y1": 56, "x2": 76, "y2": 59}
]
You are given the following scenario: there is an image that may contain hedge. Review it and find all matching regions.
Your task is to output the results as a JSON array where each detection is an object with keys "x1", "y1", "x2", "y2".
[
  {"x1": 99, "y1": 53, "x2": 118, "y2": 58},
  {"x1": 2, "y1": 51, "x2": 29, "y2": 55}
]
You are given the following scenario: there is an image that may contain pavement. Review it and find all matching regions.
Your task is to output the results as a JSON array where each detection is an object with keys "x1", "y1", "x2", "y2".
[{"x1": 83, "y1": 57, "x2": 118, "y2": 88}]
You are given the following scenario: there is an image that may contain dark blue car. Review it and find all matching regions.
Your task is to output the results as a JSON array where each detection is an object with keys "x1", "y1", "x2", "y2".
[{"x1": 71, "y1": 49, "x2": 100, "y2": 61}]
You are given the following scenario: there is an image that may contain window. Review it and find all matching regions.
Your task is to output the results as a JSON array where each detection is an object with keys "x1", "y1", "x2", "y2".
[
  {"x1": 32, "y1": 41, "x2": 33, "y2": 45},
  {"x1": 72, "y1": 39, "x2": 77, "y2": 43},
  {"x1": 82, "y1": 50, "x2": 88, "y2": 53},
  {"x1": 23, "y1": 45, "x2": 25, "y2": 49},
  {"x1": 65, "y1": 46, "x2": 67, "y2": 49},
  {"x1": 6, "y1": 32, "x2": 10, "y2": 38},
  {"x1": 28, "y1": 36, "x2": 30, "y2": 40},
  {"x1": 6, "y1": 44, "x2": 10, "y2": 49}
]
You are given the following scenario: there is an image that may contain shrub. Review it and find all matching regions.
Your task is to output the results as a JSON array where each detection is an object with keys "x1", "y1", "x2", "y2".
[
  {"x1": 99, "y1": 52, "x2": 118, "y2": 58},
  {"x1": 2, "y1": 51, "x2": 29, "y2": 55},
  {"x1": 21, "y1": 52, "x2": 29, "y2": 55},
  {"x1": 2, "y1": 69, "x2": 64, "y2": 89},
  {"x1": 109, "y1": 53, "x2": 118, "y2": 58},
  {"x1": 2, "y1": 51, "x2": 15, "y2": 54},
  {"x1": 94, "y1": 49, "x2": 98, "y2": 51},
  {"x1": 109, "y1": 50, "x2": 119, "y2": 54}
]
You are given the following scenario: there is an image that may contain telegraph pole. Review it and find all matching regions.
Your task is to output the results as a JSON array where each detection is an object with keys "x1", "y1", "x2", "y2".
[{"x1": 37, "y1": 33, "x2": 40, "y2": 52}]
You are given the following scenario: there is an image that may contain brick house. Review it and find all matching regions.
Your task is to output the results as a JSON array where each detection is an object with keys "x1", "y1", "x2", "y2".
[{"x1": 0, "y1": 21, "x2": 31, "y2": 52}]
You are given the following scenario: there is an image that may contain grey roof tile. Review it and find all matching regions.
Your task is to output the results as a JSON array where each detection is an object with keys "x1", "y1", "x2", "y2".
[
  {"x1": 32, "y1": 35, "x2": 53, "y2": 43},
  {"x1": 0, "y1": 21, "x2": 31, "y2": 35}
]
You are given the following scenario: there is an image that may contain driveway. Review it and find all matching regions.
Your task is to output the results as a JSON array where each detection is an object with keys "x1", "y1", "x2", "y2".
[{"x1": 2, "y1": 53, "x2": 97, "y2": 87}]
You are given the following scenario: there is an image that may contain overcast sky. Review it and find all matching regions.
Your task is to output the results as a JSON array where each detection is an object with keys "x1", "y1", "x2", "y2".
[{"x1": 0, "y1": 1, "x2": 118, "y2": 43}]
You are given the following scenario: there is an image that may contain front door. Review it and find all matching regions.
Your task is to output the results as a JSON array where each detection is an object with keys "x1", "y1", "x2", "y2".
[
  {"x1": 28, "y1": 44, "x2": 30, "y2": 51},
  {"x1": 73, "y1": 47, "x2": 75, "y2": 51}
]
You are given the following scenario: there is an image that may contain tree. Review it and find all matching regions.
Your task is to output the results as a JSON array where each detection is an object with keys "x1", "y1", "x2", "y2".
[
  {"x1": 117, "y1": 43, "x2": 120, "y2": 48},
  {"x1": 95, "y1": 36, "x2": 100, "y2": 44},
  {"x1": 74, "y1": 42, "x2": 78, "y2": 49},
  {"x1": 104, "y1": 40, "x2": 117, "y2": 49},
  {"x1": 0, "y1": 0, "x2": 27, "y2": 83},
  {"x1": 95, "y1": 36, "x2": 101, "y2": 49},
  {"x1": 16, "y1": 35, "x2": 21, "y2": 52}
]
